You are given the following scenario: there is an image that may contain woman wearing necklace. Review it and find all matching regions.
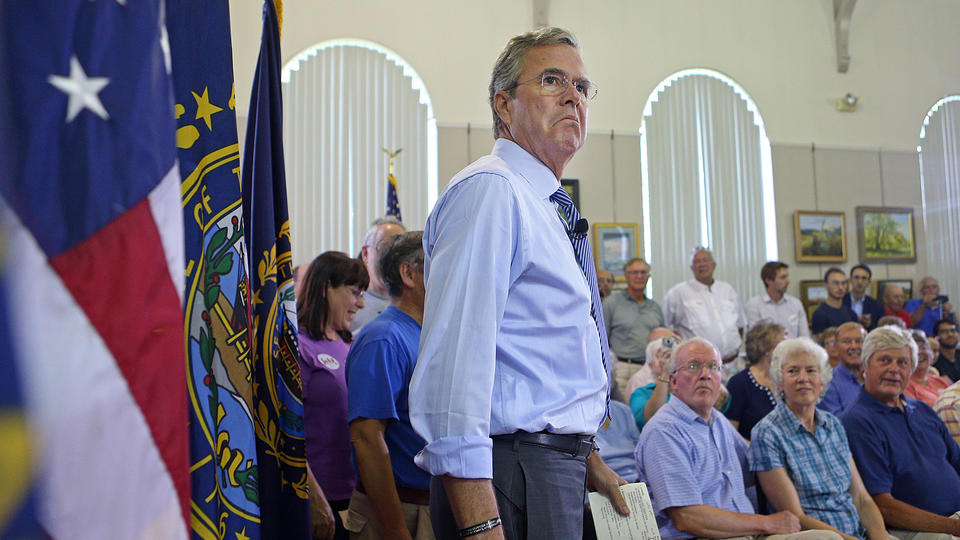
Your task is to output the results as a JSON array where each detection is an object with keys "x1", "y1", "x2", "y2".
[{"x1": 726, "y1": 322, "x2": 785, "y2": 440}]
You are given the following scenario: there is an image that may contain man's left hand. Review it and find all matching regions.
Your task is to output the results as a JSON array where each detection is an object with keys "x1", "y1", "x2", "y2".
[{"x1": 586, "y1": 451, "x2": 629, "y2": 516}]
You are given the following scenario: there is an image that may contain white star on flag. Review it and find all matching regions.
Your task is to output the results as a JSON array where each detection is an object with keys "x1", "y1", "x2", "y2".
[{"x1": 48, "y1": 55, "x2": 110, "y2": 122}]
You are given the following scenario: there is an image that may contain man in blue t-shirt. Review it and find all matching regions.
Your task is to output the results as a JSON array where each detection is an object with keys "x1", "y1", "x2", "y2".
[
  {"x1": 842, "y1": 326, "x2": 960, "y2": 537},
  {"x1": 811, "y1": 267, "x2": 857, "y2": 335},
  {"x1": 345, "y1": 231, "x2": 434, "y2": 540}
]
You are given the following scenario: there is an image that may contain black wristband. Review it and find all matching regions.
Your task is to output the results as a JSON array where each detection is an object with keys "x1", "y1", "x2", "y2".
[{"x1": 459, "y1": 517, "x2": 502, "y2": 537}]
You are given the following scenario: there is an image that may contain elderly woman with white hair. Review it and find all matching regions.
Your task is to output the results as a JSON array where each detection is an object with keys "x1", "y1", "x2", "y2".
[{"x1": 748, "y1": 337, "x2": 888, "y2": 540}]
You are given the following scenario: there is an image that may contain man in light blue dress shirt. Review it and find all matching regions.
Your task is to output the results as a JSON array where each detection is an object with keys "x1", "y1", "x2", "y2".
[
  {"x1": 635, "y1": 337, "x2": 811, "y2": 539},
  {"x1": 409, "y1": 27, "x2": 628, "y2": 539}
]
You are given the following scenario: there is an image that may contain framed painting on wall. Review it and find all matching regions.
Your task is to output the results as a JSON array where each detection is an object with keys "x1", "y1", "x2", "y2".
[
  {"x1": 593, "y1": 223, "x2": 640, "y2": 282},
  {"x1": 794, "y1": 211, "x2": 846, "y2": 263},
  {"x1": 856, "y1": 206, "x2": 917, "y2": 263},
  {"x1": 799, "y1": 280, "x2": 828, "y2": 324},
  {"x1": 560, "y1": 179, "x2": 580, "y2": 208}
]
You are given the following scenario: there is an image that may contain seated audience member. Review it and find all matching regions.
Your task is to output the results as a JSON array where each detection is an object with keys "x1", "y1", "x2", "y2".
[
  {"x1": 843, "y1": 264, "x2": 884, "y2": 331},
  {"x1": 351, "y1": 216, "x2": 406, "y2": 332},
  {"x1": 745, "y1": 262, "x2": 810, "y2": 338},
  {"x1": 750, "y1": 337, "x2": 887, "y2": 540},
  {"x1": 726, "y1": 322, "x2": 785, "y2": 440},
  {"x1": 906, "y1": 277, "x2": 954, "y2": 335},
  {"x1": 934, "y1": 378, "x2": 960, "y2": 448},
  {"x1": 663, "y1": 247, "x2": 745, "y2": 368},
  {"x1": 629, "y1": 334, "x2": 730, "y2": 432},
  {"x1": 597, "y1": 268, "x2": 614, "y2": 299},
  {"x1": 842, "y1": 326, "x2": 960, "y2": 538},
  {"x1": 635, "y1": 338, "x2": 827, "y2": 539},
  {"x1": 904, "y1": 329, "x2": 950, "y2": 407},
  {"x1": 298, "y1": 252, "x2": 370, "y2": 540},
  {"x1": 880, "y1": 284, "x2": 910, "y2": 328},
  {"x1": 820, "y1": 327, "x2": 841, "y2": 368},
  {"x1": 625, "y1": 328, "x2": 679, "y2": 399},
  {"x1": 876, "y1": 315, "x2": 906, "y2": 329},
  {"x1": 811, "y1": 268, "x2": 857, "y2": 335},
  {"x1": 604, "y1": 258, "x2": 665, "y2": 395},
  {"x1": 629, "y1": 336, "x2": 674, "y2": 432},
  {"x1": 819, "y1": 322, "x2": 866, "y2": 416},
  {"x1": 594, "y1": 400, "x2": 641, "y2": 483},
  {"x1": 934, "y1": 319, "x2": 960, "y2": 382},
  {"x1": 344, "y1": 232, "x2": 433, "y2": 540}
]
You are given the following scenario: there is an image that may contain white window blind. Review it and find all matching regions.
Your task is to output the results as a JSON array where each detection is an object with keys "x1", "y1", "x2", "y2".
[
  {"x1": 281, "y1": 39, "x2": 437, "y2": 262},
  {"x1": 640, "y1": 69, "x2": 776, "y2": 301},
  {"x1": 919, "y1": 96, "x2": 960, "y2": 298}
]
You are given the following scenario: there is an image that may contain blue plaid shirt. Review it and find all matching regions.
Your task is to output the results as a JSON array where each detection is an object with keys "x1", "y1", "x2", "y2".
[{"x1": 749, "y1": 401, "x2": 864, "y2": 538}]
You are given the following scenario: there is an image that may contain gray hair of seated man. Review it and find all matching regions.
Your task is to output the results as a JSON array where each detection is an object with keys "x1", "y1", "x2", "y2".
[{"x1": 861, "y1": 325, "x2": 918, "y2": 371}]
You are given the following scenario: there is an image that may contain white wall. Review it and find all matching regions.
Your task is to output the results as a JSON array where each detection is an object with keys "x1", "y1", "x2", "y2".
[{"x1": 230, "y1": 0, "x2": 960, "y2": 151}]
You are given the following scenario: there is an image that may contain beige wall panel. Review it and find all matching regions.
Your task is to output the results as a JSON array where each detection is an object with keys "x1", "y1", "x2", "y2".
[
  {"x1": 875, "y1": 150, "x2": 924, "y2": 292},
  {"x1": 770, "y1": 144, "x2": 820, "y2": 295}
]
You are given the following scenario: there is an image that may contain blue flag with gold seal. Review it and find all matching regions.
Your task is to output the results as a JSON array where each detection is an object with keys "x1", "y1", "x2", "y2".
[
  {"x1": 166, "y1": 1, "x2": 263, "y2": 539},
  {"x1": 241, "y1": 1, "x2": 311, "y2": 538}
]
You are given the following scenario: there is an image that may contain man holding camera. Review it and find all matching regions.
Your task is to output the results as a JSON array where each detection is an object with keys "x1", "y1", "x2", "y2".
[{"x1": 906, "y1": 277, "x2": 954, "y2": 336}]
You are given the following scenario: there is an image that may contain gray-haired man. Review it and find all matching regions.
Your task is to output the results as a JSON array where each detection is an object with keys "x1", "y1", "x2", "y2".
[{"x1": 410, "y1": 27, "x2": 627, "y2": 540}]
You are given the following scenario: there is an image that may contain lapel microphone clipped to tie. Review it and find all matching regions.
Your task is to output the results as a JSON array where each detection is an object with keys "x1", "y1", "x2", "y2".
[{"x1": 570, "y1": 218, "x2": 589, "y2": 237}]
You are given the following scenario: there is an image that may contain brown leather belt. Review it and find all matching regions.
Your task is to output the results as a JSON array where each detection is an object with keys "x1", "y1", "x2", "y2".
[{"x1": 356, "y1": 479, "x2": 430, "y2": 506}]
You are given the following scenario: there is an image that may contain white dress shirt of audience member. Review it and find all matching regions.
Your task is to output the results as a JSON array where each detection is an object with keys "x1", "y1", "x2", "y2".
[
  {"x1": 604, "y1": 257, "x2": 665, "y2": 395},
  {"x1": 748, "y1": 337, "x2": 888, "y2": 540},
  {"x1": 840, "y1": 326, "x2": 960, "y2": 540},
  {"x1": 818, "y1": 322, "x2": 866, "y2": 417},
  {"x1": 350, "y1": 216, "x2": 406, "y2": 333},
  {"x1": 635, "y1": 337, "x2": 841, "y2": 540},
  {"x1": 745, "y1": 261, "x2": 810, "y2": 339},
  {"x1": 409, "y1": 27, "x2": 629, "y2": 540},
  {"x1": 663, "y1": 247, "x2": 746, "y2": 372}
]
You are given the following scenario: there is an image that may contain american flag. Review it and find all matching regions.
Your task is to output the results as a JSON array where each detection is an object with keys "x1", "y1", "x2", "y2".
[
  {"x1": 386, "y1": 171, "x2": 403, "y2": 221},
  {"x1": 0, "y1": 1, "x2": 189, "y2": 538}
]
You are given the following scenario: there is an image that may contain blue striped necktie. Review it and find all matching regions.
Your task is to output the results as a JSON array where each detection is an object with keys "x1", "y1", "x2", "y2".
[{"x1": 550, "y1": 187, "x2": 611, "y2": 423}]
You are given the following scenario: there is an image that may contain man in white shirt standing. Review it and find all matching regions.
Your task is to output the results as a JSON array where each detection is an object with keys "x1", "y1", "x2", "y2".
[
  {"x1": 663, "y1": 247, "x2": 745, "y2": 373},
  {"x1": 745, "y1": 261, "x2": 810, "y2": 338}
]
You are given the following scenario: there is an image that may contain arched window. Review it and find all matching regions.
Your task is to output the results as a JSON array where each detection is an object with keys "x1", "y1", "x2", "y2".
[
  {"x1": 640, "y1": 69, "x2": 776, "y2": 300},
  {"x1": 281, "y1": 39, "x2": 437, "y2": 260},
  {"x1": 919, "y1": 96, "x2": 960, "y2": 297}
]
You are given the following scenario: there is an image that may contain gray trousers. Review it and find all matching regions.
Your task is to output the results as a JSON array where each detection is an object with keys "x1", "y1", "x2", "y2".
[{"x1": 430, "y1": 437, "x2": 589, "y2": 539}]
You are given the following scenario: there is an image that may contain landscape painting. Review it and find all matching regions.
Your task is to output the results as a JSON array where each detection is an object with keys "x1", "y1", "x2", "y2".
[
  {"x1": 794, "y1": 211, "x2": 846, "y2": 263},
  {"x1": 857, "y1": 206, "x2": 916, "y2": 263}
]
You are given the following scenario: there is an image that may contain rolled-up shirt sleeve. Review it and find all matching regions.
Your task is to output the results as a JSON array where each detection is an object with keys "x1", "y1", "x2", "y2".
[{"x1": 410, "y1": 172, "x2": 523, "y2": 479}]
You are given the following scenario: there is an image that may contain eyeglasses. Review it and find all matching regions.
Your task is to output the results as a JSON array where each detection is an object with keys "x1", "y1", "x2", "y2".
[
  {"x1": 514, "y1": 69, "x2": 597, "y2": 101},
  {"x1": 674, "y1": 362, "x2": 721, "y2": 374}
]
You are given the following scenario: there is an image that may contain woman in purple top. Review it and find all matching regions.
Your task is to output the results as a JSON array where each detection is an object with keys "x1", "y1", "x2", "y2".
[
  {"x1": 297, "y1": 251, "x2": 368, "y2": 540},
  {"x1": 726, "y1": 322, "x2": 785, "y2": 440}
]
